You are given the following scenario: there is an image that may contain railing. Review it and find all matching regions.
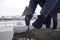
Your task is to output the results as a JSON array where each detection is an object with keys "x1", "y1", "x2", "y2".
[
  {"x1": 0, "y1": 20, "x2": 35, "y2": 27},
  {"x1": 0, "y1": 22, "x2": 16, "y2": 27}
]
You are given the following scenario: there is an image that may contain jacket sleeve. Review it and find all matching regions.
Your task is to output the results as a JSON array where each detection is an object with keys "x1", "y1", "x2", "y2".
[{"x1": 40, "y1": 0, "x2": 58, "y2": 17}]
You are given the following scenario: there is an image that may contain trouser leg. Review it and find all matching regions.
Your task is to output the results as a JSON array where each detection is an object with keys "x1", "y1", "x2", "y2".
[
  {"x1": 53, "y1": 17, "x2": 57, "y2": 29},
  {"x1": 45, "y1": 15, "x2": 51, "y2": 28},
  {"x1": 49, "y1": 8, "x2": 58, "y2": 29},
  {"x1": 51, "y1": 12, "x2": 57, "y2": 29}
]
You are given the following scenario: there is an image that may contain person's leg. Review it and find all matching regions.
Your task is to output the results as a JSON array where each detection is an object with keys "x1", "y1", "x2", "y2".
[
  {"x1": 53, "y1": 14, "x2": 57, "y2": 29},
  {"x1": 45, "y1": 15, "x2": 51, "y2": 28},
  {"x1": 50, "y1": 10, "x2": 58, "y2": 29},
  {"x1": 53, "y1": 19, "x2": 57, "y2": 29}
]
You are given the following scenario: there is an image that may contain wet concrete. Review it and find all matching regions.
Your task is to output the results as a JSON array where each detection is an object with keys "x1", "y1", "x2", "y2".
[{"x1": 13, "y1": 28, "x2": 60, "y2": 40}]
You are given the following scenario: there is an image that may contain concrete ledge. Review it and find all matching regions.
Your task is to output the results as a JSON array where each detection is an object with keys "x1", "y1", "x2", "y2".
[
  {"x1": 0, "y1": 27, "x2": 14, "y2": 40},
  {"x1": 14, "y1": 26, "x2": 28, "y2": 33}
]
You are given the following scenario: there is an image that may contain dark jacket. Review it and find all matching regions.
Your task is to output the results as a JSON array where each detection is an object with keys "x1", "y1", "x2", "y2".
[
  {"x1": 40, "y1": 0, "x2": 60, "y2": 21},
  {"x1": 40, "y1": 0, "x2": 59, "y2": 17},
  {"x1": 25, "y1": 0, "x2": 46, "y2": 25}
]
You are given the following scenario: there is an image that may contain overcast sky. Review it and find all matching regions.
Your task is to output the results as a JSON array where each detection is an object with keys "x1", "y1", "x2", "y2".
[{"x1": 0, "y1": 0, "x2": 41, "y2": 16}]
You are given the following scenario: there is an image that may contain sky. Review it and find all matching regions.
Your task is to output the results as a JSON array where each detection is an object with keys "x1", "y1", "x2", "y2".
[{"x1": 0, "y1": 0, "x2": 41, "y2": 16}]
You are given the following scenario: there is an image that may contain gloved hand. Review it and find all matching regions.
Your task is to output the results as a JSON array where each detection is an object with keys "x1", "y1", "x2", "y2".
[
  {"x1": 25, "y1": 14, "x2": 33, "y2": 26},
  {"x1": 32, "y1": 15, "x2": 45, "y2": 29}
]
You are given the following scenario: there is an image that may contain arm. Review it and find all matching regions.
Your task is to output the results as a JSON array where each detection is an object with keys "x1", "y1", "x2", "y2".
[
  {"x1": 40, "y1": 0, "x2": 58, "y2": 17},
  {"x1": 25, "y1": 0, "x2": 38, "y2": 25}
]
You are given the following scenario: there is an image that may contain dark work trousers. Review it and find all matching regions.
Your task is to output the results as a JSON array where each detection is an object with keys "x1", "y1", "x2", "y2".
[
  {"x1": 44, "y1": 7, "x2": 58, "y2": 29},
  {"x1": 44, "y1": 15, "x2": 57, "y2": 29},
  {"x1": 50, "y1": 8, "x2": 57, "y2": 29},
  {"x1": 44, "y1": 15, "x2": 51, "y2": 28}
]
